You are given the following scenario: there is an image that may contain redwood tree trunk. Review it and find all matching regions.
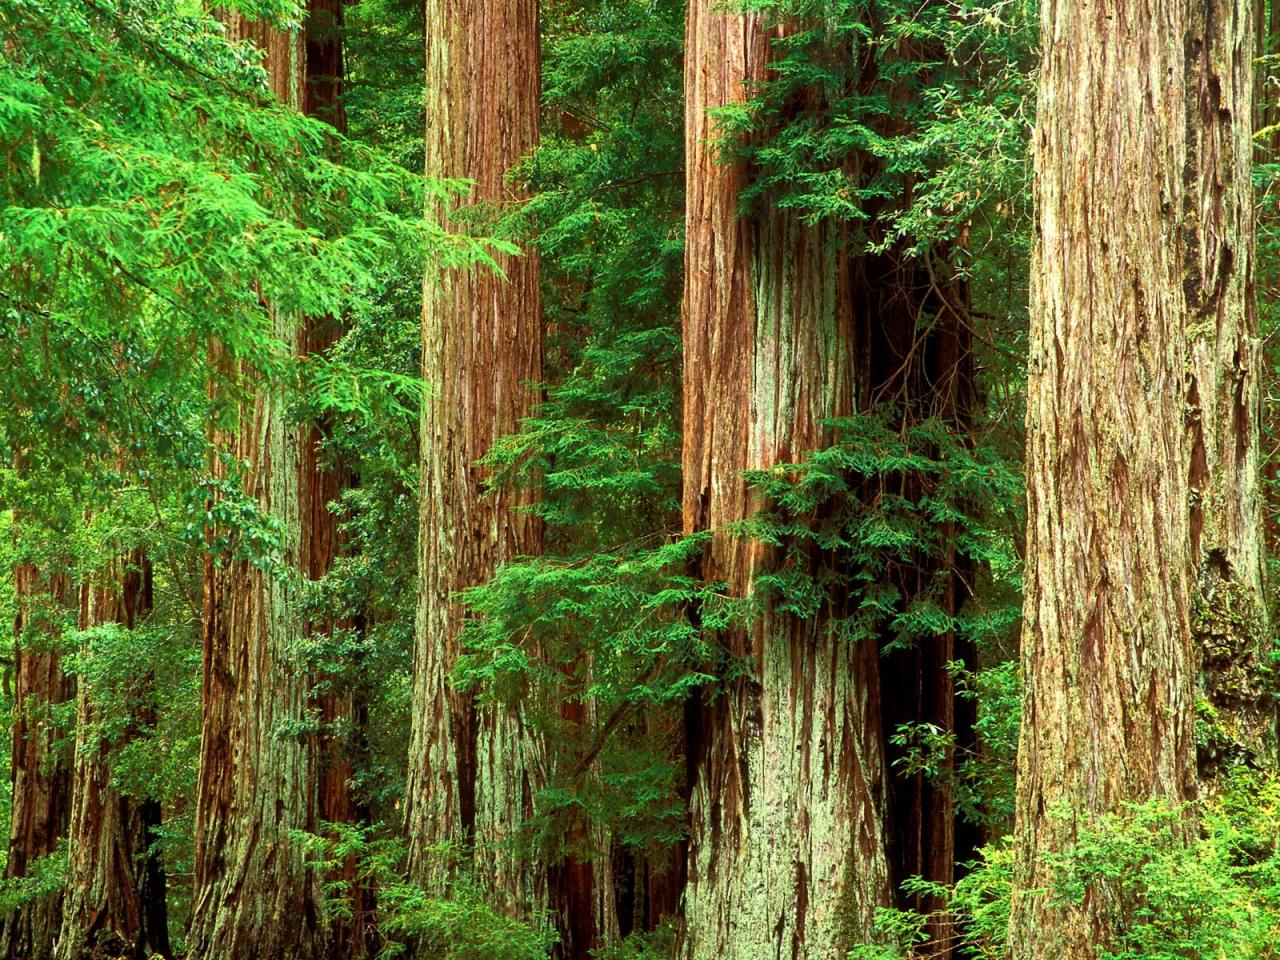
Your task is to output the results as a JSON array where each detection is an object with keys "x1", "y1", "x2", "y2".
[
  {"x1": 1185, "y1": 0, "x2": 1273, "y2": 780},
  {"x1": 301, "y1": 2, "x2": 375, "y2": 954},
  {"x1": 304, "y1": 318, "x2": 368, "y2": 959},
  {"x1": 403, "y1": 0, "x2": 545, "y2": 921},
  {"x1": 677, "y1": 4, "x2": 893, "y2": 957},
  {"x1": 0, "y1": 562, "x2": 74, "y2": 960},
  {"x1": 55, "y1": 552, "x2": 170, "y2": 960},
  {"x1": 1009, "y1": 1, "x2": 1199, "y2": 956},
  {"x1": 188, "y1": 18, "x2": 328, "y2": 960}
]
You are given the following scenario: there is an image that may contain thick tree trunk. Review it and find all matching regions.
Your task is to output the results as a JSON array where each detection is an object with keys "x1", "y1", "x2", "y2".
[
  {"x1": 188, "y1": 18, "x2": 329, "y2": 960},
  {"x1": 677, "y1": 5, "x2": 892, "y2": 957},
  {"x1": 190, "y1": 319, "x2": 328, "y2": 960},
  {"x1": 1185, "y1": 0, "x2": 1274, "y2": 779},
  {"x1": 0, "y1": 563, "x2": 74, "y2": 960},
  {"x1": 55, "y1": 553, "x2": 170, "y2": 960},
  {"x1": 403, "y1": 0, "x2": 545, "y2": 921},
  {"x1": 1008, "y1": 2, "x2": 1199, "y2": 956}
]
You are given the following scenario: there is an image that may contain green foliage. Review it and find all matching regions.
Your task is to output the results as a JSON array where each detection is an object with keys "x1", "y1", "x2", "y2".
[
  {"x1": 0, "y1": 0, "x2": 498, "y2": 940},
  {"x1": 298, "y1": 357, "x2": 428, "y2": 426},
  {"x1": 459, "y1": 535, "x2": 717, "y2": 851},
  {"x1": 0, "y1": 843, "x2": 67, "y2": 915},
  {"x1": 0, "y1": 0, "x2": 491, "y2": 531},
  {"x1": 1048, "y1": 791, "x2": 1280, "y2": 960},
  {"x1": 742, "y1": 414, "x2": 1022, "y2": 651},
  {"x1": 849, "y1": 840, "x2": 1013, "y2": 960},
  {"x1": 3, "y1": 0, "x2": 1276, "y2": 956},
  {"x1": 498, "y1": 0, "x2": 685, "y2": 548},
  {"x1": 464, "y1": 409, "x2": 1024, "y2": 866},
  {"x1": 482, "y1": 324, "x2": 682, "y2": 544},
  {"x1": 458, "y1": 0, "x2": 691, "y2": 874},
  {"x1": 299, "y1": 825, "x2": 556, "y2": 960},
  {"x1": 344, "y1": 0, "x2": 428, "y2": 167},
  {"x1": 854, "y1": 775, "x2": 1280, "y2": 960},
  {"x1": 589, "y1": 923, "x2": 678, "y2": 960},
  {"x1": 891, "y1": 658, "x2": 1020, "y2": 831},
  {"x1": 718, "y1": 0, "x2": 1035, "y2": 261}
]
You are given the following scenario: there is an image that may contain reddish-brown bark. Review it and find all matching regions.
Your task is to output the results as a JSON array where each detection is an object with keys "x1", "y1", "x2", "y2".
[
  {"x1": 300, "y1": 3, "x2": 377, "y2": 953},
  {"x1": 546, "y1": 696, "x2": 608, "y2": 960},
  {"x1": 304, "y1": 0, "x2": 345, "y2": 130},
  {"x1": 188, "y1": 17, "x2": 329, "y2": 960},
  {"x1": 403, "y1": 0, "x2": 546, "y2": 923},
  {"x1": 678, "y1": 4, "x2": 893, "y2": 956},
  {"x1": 0, "y1": 563, "x2": 74, "y2": 960},
  {"x1": 1009, "y1": 1, "x2": 1201, "y2": 955},
  {"x1": 1185, "y1": 0, "x2": 1273, "y2": 779},
  {"x1": 56, "y1": 553, "x2": 170, "y2": 960}
]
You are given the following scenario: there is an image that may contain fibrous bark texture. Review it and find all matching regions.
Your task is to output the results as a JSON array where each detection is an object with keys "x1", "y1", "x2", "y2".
[
  {"x1": 678, "y1": 4, "x2": 892, "y2": 957},
  {"x1": 404, "y1": 0, "x2": 545, "y2": 921},
  {"x1": 1009, "y1": 1, "x2": 1199, "y2": 956},
  {"x1": 188, "y1": 17, "x2": 329, "y2": 960},
  {"x1": 1185, "y1": 0, "x2": 1274, "y2": 779},
  {"x1": 0, "y1": 563, "x2": 74, "y2": 960},
  {"x1": 56, "y1": 552, "x2": 170, "y2": 960},
  {"x1": 190, "y1": 317, "x2": 328, "y2": 960}
]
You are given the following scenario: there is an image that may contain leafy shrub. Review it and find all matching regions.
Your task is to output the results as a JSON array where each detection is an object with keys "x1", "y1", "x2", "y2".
[
  {"x1": 299, "y1": 823, "x2": 557, "y2": 960},
  {"x1": 851, "y1": 774, "x2": 1280, "y2": 960},
  {"x1": 589, "y1": 922, "x2": 677, "y2": 960},
  {"x1": 0, "y1": 843, "x2": 66, "y2": 915}
]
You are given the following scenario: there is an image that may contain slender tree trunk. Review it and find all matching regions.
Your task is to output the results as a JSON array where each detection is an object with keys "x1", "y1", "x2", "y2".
[
  {"x1": 188, "y1": 18, "x2": 329, "y2": 960},
  {"x1": 546, "y1": 695, "x2": 620, "y2": 960},
  {"x1": 55, "y1": 552, "x2": 170, "y2": 960},
  {"x1": 0, "y1": 562, "x2": 74, "y2": 960},
  {"x1": 609, "y1": 709, "x2": 688, "y2": 941},
  {"x1": 1185, "y1": 0, "x2": 1274, "y2": 779},
  {"x1": 300, "y1": 2, "x2": 376, "y2": 953},
  {"x1": 1008, "y1": 1, "x2": 1199, "y2": 956},
  {"x1": 859, "y1": 250, "x2": 981, "y2": 955},
  {"x1": 304, "y1": 0, "x2": 345, "y2": 129},
  {"x1": 403, "y1": 0, "x2": 545, "y2": 921},
  {"x1": 304, "y1": 320, "x2": 369, "y2": 960},
  {"x1": 677, "y1": 5, "x2": 892, "y2": 957},
  {"x1": 840, "y1": 16, "x2": 987, "y2": 954},
  {"x1": 305, "y1": 315, "x2": 371, "y2": 957}
]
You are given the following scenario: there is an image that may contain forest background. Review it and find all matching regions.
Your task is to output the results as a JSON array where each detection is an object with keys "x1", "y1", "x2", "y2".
[{"x1": 1, "y1": 0, "x2": 1279, "y2": 959}]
